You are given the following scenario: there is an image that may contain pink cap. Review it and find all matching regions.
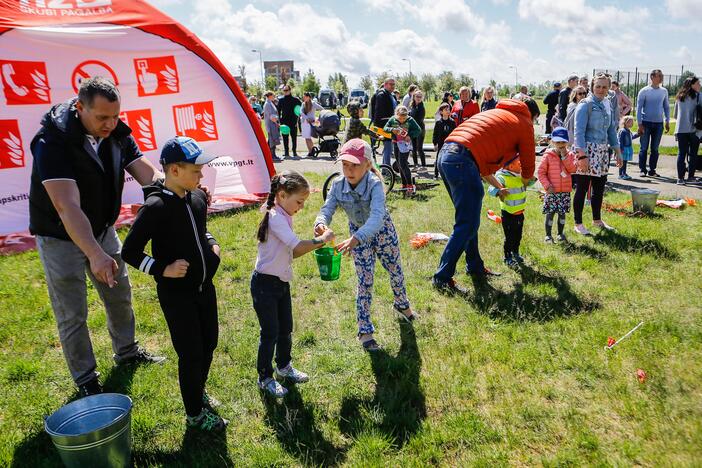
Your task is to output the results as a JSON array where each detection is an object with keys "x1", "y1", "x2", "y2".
[{"x1": 338, "y1": 138, "x2": 372, "y2": 164}]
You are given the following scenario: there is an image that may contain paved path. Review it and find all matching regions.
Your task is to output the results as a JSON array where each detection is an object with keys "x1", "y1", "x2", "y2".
[{"x1": 274, "y1": 147, "x2": 702, "y2": 200}]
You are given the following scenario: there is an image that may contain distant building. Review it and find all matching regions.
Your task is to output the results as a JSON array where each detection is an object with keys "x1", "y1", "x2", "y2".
[
  {"x1": 264, "y1": 60, "x2": 300, "y2": 85},
  {"x1": 233, "y1": 75, "x2": 246, "y2": 89}
]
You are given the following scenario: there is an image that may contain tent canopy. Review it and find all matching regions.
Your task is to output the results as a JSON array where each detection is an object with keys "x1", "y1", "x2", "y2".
[{"x1": 0, "y1": 0, "x2": 274, "y2": 237}]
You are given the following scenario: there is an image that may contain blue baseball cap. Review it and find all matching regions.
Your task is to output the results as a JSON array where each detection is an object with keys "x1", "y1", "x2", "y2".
[
  {"x1": 551, "y1": 127, "x2": 569, "y2": 143},
  {"x1": 159, "y1": 136, "x2": 218, "y2": 166}
]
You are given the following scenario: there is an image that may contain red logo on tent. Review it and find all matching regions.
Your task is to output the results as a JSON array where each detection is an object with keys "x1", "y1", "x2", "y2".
[
  {"x1": 119, "y1": 109, "x2": 157, "y2": 152},
  {"x1": 172, "y1": 101, "x2": 218, "y2": 141},
  {"x1": 0, "y1": 60, "x2": 51, "y2": 105},
  {"x1": 133, "y1": 56, "x2": 180, "y2": 97},
  {"x1": 71, "y1": 60, "x2": 119, "y2": 93},
  {"x1": 0, "y1": 120, "x2": 25, "y2": 169}
]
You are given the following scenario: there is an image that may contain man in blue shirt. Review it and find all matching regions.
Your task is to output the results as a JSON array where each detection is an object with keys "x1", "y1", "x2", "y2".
[{"x1": 636, "y1": 69, "x2": 670, "y2": 177}]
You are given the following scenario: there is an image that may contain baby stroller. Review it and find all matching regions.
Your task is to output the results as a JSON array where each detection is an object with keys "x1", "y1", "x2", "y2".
[{"x1": 310, "y1": 110, "x2": 341, "y2": 158}]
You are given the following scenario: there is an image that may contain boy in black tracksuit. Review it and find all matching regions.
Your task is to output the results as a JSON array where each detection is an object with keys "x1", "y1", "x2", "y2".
[
  {"x1": 121, "y1": 136, "x2": 227, "y2": 432},
  {"x1": 432, "y1": 102, "x2": 457, "y2": 177}
]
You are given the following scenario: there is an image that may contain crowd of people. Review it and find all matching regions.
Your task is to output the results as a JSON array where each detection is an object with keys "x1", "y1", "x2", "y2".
[{"x1": 26, "y1": 67, "x2": 700, "y2": 434}]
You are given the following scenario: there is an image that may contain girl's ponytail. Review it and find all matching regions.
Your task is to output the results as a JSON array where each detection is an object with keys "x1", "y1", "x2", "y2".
[
  {"x1": 257, "y1": 176, "x2": 280, "y2": 242},
  {"x1": 256, "y1": 171, "x2": 310, "y2": 242}
]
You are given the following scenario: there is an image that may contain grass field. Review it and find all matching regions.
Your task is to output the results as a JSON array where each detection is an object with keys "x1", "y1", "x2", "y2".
[{"x1": 1, "y1": 175, "x2": 701, "y2": 466}]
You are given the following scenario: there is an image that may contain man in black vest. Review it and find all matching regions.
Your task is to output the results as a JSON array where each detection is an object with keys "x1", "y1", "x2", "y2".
[
  {"x1": 277, "y1": 84, "x2": 301, "y2": 158},
  {"x1": 30, "y1": 77, "x2": 166, "y2": 397},
  {"x1": 543, "y1": 82, "x2": 561, "y2": 134},
  {"x1": 371, "y1": 77, "x2": 397, "y2": 166}
]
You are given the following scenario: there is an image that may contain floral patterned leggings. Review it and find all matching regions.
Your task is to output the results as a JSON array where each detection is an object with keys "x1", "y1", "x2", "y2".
[{"x1": 349, "y1": 216, "x2": 411, "y2": 335}]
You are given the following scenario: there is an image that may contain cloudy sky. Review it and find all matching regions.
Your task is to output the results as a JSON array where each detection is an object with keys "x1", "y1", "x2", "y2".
[{"x1": 151, "y1": 0, "x2": 699, "y2": 88}]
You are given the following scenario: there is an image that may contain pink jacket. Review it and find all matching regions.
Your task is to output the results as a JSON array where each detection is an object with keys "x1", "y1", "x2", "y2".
[{"x1": 537, "y1": 148, "x2": 577, "y2": 193}]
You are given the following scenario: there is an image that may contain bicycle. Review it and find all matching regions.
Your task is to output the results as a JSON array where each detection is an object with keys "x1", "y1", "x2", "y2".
[{"x1": 321, "y1": 130, "x2": 395, "y2": 200}]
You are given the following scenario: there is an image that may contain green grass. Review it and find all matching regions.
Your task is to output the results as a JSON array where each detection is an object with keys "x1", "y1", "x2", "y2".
[{"x1": 2, "y1": 176, "x2": 700, "y2": 466}]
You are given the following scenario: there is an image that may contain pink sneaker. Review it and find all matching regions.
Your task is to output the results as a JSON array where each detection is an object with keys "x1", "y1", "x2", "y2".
[{"x1": 574, "y1": 224, "x2": 591, "y2": 236}]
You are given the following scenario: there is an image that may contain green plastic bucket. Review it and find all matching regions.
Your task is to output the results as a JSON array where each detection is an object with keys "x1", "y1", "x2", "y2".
[{"x1": 313, "y1": 247, "x2": 342, "y2": 281}]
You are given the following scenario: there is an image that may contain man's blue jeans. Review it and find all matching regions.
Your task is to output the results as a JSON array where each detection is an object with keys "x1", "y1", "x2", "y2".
[
  {"x1": 434, "y1": 143, "x2": 485, "y2": 283},
  {"x1": 638, "y1": 121, "x2": 664, "y2": 174},
  {"x1": 382, "y1": 138, "x2": 393, "y2": 166}
]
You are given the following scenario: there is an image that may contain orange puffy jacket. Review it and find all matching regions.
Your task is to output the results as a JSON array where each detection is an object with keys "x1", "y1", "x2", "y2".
[
  {"x1": 444, "y1": 99, "x2": 536, "y2": 179},
  {"x1": 537, "y1": 148, "x2": 577, "y2": 193}
]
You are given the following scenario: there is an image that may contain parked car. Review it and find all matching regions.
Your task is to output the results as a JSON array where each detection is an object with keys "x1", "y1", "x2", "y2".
[
  {"x1": 349, "y1": 88, "x2": 369, "y2": 108},
  {"x1": 318, "y1": 89, "x2": 338, "y2": 109}
]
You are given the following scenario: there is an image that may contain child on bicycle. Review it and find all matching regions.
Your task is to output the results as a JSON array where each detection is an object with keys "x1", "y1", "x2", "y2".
[
  {"x1": 314, "y1": 139, "x2": 417, "y2": 352},
  {"x1": 345, "y1": 100, "x2": 372, "y2": 142},
  {"x1": 253, "y1": 171, "x2": 336, "y2": 398},
  {"x1": 384, "y1": 105, "x2": 421, "y2": 195}
]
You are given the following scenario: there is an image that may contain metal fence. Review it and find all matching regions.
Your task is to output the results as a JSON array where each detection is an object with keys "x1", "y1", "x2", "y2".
[{"x1": 593, "y1": 68, "x2": 690, "y2": 112}]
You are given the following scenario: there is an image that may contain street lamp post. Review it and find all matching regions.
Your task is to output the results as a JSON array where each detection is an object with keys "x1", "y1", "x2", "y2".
[
  {"x1": 251, "y1": 49, "x2": 264, "y2": 87},
  {"x1": 509, "y1": 65, "x2": 518, "y2": 89},
  {"x1": 402, "y1": 58, "x2": 412, "y2": 78}
]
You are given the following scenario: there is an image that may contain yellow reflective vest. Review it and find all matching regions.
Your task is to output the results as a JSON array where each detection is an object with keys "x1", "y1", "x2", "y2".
[{"x1": 496, "y1": 170, "x2": 527, "y2": 214}]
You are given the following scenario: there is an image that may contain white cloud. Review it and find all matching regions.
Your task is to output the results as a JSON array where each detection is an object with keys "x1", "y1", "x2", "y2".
[
  {"x1": 518, "y1": 0, "x2": 649, "y2": 63},
  {"x1": 361, "y1": 0, "x2": 483, "y2": 32},
  {"x1": 666, "y1": 0, "x2": 702, "y2": 21},
  {"x1": 674, "y1": 46, "x2": 695, "y2": 62}
]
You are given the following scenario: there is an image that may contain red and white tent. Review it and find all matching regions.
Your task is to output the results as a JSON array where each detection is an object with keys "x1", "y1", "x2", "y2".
[{"x1": 0, "y1": 0, "x2": 274, "y2": 248}]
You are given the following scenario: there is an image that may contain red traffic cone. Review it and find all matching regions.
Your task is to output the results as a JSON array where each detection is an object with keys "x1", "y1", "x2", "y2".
[
  {"x1": 636, "y1": 369, "x2": 647, "y2": 383},
  {"x1": 487, "y1": 209, "x2": 502, "y2": 224}
]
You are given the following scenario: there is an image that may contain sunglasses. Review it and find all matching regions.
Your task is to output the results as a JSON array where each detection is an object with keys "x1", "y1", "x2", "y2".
[{"x1": 576, "y1": 92, "x2": 587, "y2": 96}]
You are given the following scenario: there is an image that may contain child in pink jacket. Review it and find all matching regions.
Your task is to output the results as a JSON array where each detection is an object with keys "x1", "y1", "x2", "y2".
[{"x1": 538, "y1": 127, "x2": 577, "y2": 243}]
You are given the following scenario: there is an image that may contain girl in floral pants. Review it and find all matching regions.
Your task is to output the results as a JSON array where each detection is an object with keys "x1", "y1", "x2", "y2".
[{"x1": 315, "y1": 139, "x2": 417, "y2": 352}]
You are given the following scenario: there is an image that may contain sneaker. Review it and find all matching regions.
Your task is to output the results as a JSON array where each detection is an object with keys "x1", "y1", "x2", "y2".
[
  {"x1": 186, "y1": 408, "x2": 228, "y2": 432},
  {"x1": 619, "y1": 174, "x2": 632, "y2": 180},
  {"x1": 202, "y1": 391, "x2": 221, "y2": 410},
  {"x1": 513, "y1": 254, "x2": 526, "y2": 264},
  {"x1": 544, "y1": 235, "x2": 554, "y2": 243},
  {"x1": 432, "y1": 277, "x2": 468, "y2": 296},
  {"x1": 574, "y1": 224, "x2": 591, "y2": 236},
  {"x1": 504, "y1": 256, "x2": 519, "y2": 269},
  {"x1": 648, "y1": 171, "x2": 660, "y2": 177},
  {"x1": 275, "y1": 364, "x2": 309, "y2": 383},
  {"x1": 594, "y1": 220, "x2": 615, "y2": 231},
  {"x1": 469, "y1": 267, "x2": 502, "y2": 277},
  {"x1": 258, "y1": 377, "x2": 288, "y2": 398},
  {"x1": 639, "y1": 171, "x2": 647, "y2": 177},
  {"x1": 77, "y1": 377, "x2": 103, "y2": 398},
  {"x1": 115, "y1": 347, "x2": 166, "y2": 366},
  {"x1": 677, "y1": 179, "x2": 686, "y2": 185},
  {"x1": 686, "y1": 178, "x2": 702, "y2": 185},
  {"x1": 556, "y1": 233, "x2": 568, "y2": 243}
]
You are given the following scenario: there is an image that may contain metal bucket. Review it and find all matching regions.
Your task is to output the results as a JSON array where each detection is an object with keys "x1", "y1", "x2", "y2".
[
  {"x1": 45, "y1": 393, "x2": 133, "y2": 468},
  {"x1": 631, "y1": 188, "x2": 659, "y2": 214}
]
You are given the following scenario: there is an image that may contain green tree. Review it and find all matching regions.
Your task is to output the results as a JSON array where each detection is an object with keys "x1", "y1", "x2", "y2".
[
  {"x1": 301, "y1": 69, "x2": 321, "y2": 96},
  {"x1": 359, "y1": 74, "x2": 374, "y2": 92},
  {"x1": 286, "y1": 77, "x2": 300, "y2": 95},
  {"x1": 375, "y1": 71, "x2": 391, "y2": 89},
  {"x1": 437, "y1": 71, "x2": 458, "y2": 95},
  {"x1": 237, "y1": 65, "x2": 248, "y2": 93},
  {"x1": 418, "y1": 73, "x2": 437, "y2": 100},
  {"x1": 247, "y1": 81, "x2": 263, "y2": 98},
  {"x1": 327, "y1": 72, "x2": 349, "y2": 95},
  {"x1": 457, "y1": 73, "x2": 474, "y2": 89},
  {"x1": 265, "y1": 75, "x2": 278, "y2": 92}
]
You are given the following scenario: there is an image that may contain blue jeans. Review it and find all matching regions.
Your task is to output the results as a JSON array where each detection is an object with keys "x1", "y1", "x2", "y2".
[
  {"x1": 676, "y1": 132, "x2": 700, "y2": 180},
  {"x1": 382, "y1": 138, "x2": 393, "y2": 166},
  {"x1": 638, "y1": 121, "x2": 664, "y2": 174},
  {"x1": 434, "y1": 143, "x2": 485, "y2": 283}
]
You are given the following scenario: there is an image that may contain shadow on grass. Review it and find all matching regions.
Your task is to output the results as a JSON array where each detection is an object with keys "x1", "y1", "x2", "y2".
[
  {"x1": 10, "y1": 364, "x2": 139, "y2": 467},
  {"x1": 339, "y1": 325, "x2": 426, "y2": 448},
  {"x1": 262, "y1": 385, "x2": 344, "y2": 466},
  {"x1": 135, "y1": 426, "x2": 233, "y2": 467},
  {"x1": 594, "y1": 230, "x2": 678, "y2": 260},
  {"x1": 559, "y1": 240, "x2": 609, "y2": 260},
  {"x1": 468, "y1": 264, "x2": 600, "y2": 322}
]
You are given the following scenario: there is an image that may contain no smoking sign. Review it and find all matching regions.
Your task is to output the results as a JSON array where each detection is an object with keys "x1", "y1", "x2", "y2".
[{"x1": 71, "y1": 60, "x2": 119, "y2": 93}]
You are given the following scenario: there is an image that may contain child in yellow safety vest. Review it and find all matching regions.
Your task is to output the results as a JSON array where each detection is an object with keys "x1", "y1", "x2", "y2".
[{"x1": 487, "y1": 156, "x2": 536, "y2": 268}]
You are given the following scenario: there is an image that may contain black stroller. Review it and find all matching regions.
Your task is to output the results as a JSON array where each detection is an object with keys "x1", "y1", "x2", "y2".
[{"x1": 310, "y1": 110, "x2": 341, "y2": 158}]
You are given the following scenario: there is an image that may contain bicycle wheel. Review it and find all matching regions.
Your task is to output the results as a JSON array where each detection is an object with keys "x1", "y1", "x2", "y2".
[
  {"x1": 379, "y1": 164, "x2": 395, "y2": 194},
  {"x1": 322, "y1": 172, "x2": 342, "y2": 200}
]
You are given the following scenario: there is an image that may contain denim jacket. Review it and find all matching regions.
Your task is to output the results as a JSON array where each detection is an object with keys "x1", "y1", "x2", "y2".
[
  {"x1": 574, "y1": 95, "x2": 619, "y2": 151},
  {"x1": 314, "y1": 171, "x2": 387, "y2": 244}
]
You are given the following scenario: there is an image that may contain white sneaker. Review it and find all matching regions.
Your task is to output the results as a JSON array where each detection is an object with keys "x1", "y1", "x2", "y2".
[
  {"x1": 258, "y1": 377, "x2": 288, "y2": 398},
  {"x1": 275, "y1": 364, "x2": 309, "y2": 383},
  {"x1": 594, "y1": 221, "x2": 615, "y2": 231},
  {"x1": 574, "y1": 224, "x2": 591, "y2": 236}
]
